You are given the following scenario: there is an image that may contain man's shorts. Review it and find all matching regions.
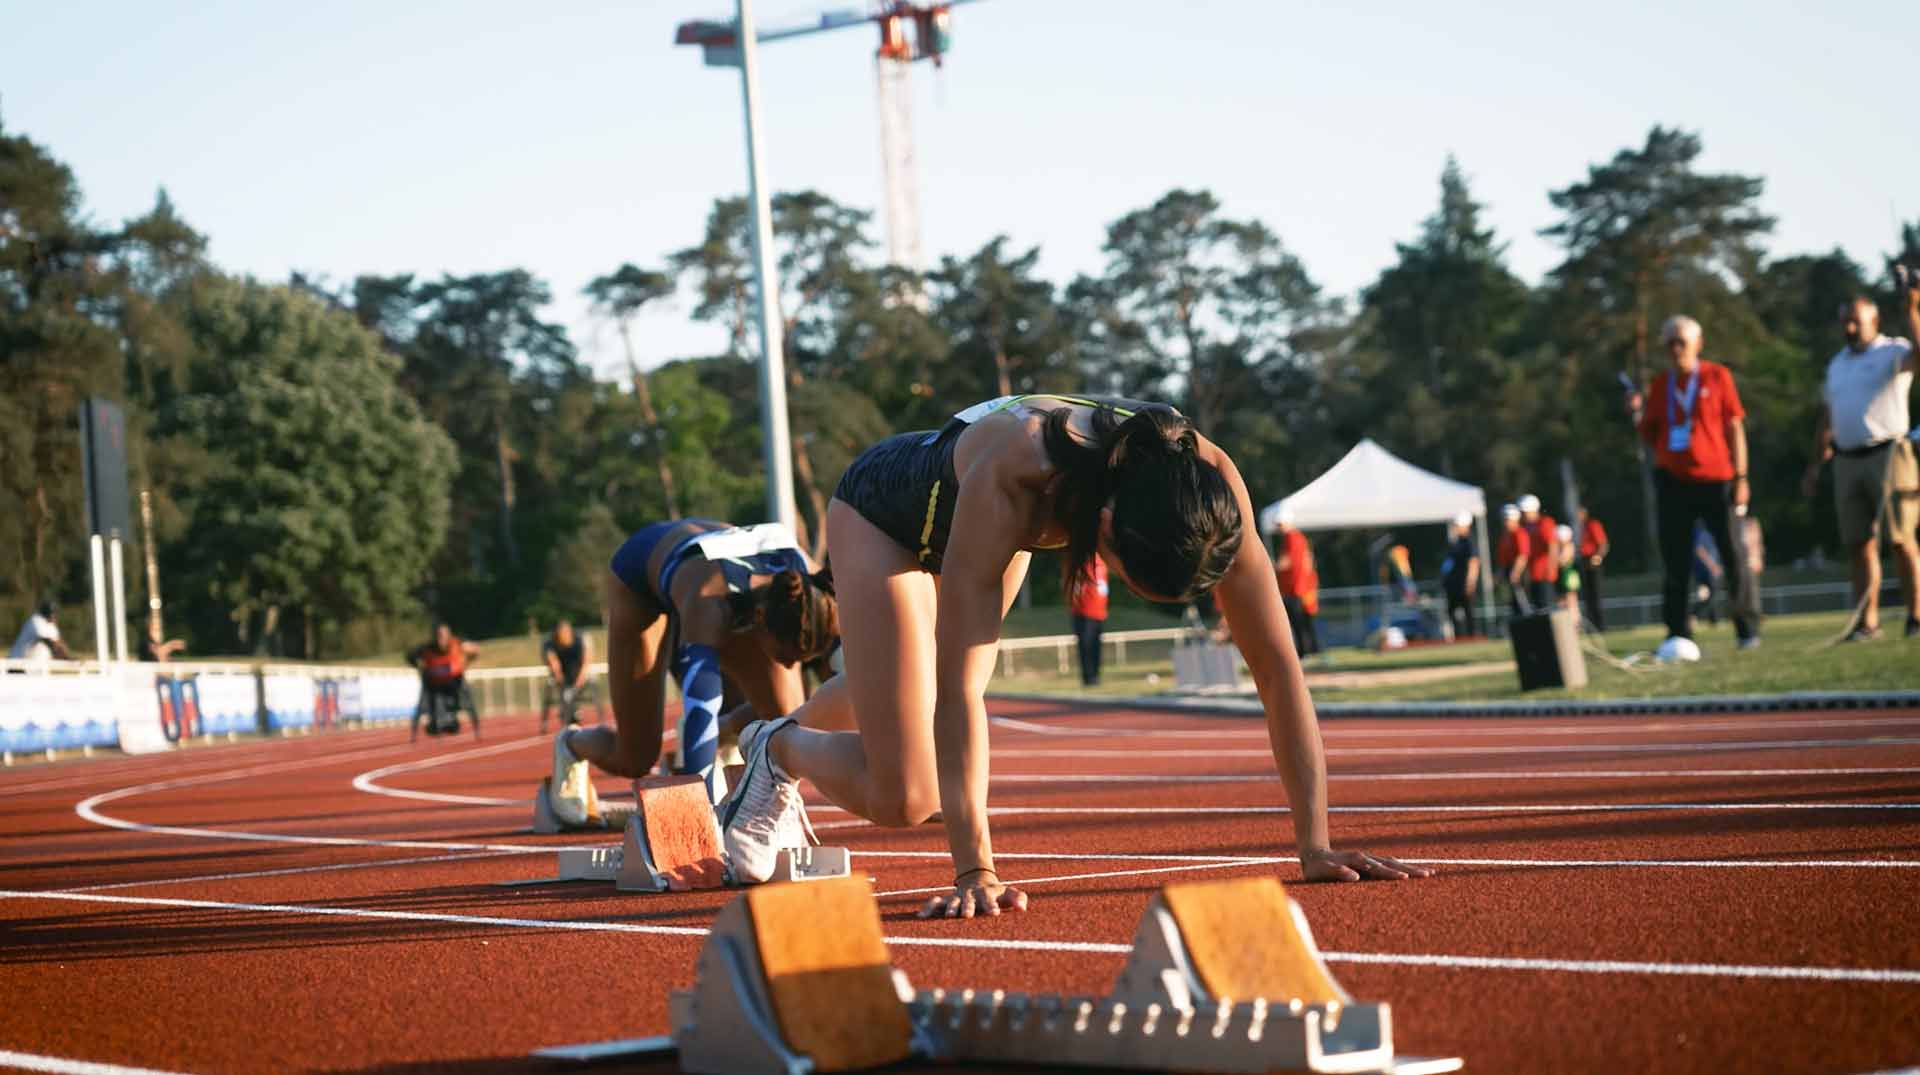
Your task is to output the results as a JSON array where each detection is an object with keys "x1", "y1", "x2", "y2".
[{"x1": 1835, "y1": 438, "x2": 1919, "y2": 547}]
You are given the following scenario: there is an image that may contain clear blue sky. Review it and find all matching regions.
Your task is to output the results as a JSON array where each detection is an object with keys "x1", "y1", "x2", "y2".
[{"x1": 4, "y1": 0, "x2": 1912, "y2": 378}]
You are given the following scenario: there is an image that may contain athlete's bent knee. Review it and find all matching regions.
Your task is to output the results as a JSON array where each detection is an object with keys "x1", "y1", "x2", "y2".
[{"x1": 866, "y1": 785, "x2": 940, "y2": 828}]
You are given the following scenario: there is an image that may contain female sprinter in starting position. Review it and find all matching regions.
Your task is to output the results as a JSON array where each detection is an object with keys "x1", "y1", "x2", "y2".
[
  {"x1": 548, "y1": 519, "x2": 839, "y2": 825},
  {"x1": 718, "y1": 394, "x2": 1431, "y2": 914}
]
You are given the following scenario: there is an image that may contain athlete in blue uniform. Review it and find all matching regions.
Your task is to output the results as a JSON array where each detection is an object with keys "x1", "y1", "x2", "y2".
[
  {"x1": 547, "y1": 519, "x2": 838, "y2": 826},
  {"x1": 717, "y1": 394, "x2": 1431, "y2": 909}
]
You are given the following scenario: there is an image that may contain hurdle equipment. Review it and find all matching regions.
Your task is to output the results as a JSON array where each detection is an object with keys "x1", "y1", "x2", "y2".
[{"x1": 536, "y1": 875, "x2": 1461, "y2": 1073}]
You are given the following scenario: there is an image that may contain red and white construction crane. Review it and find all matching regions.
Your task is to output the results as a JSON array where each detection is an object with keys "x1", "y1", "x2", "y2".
[{"x1": 676, "y1": 1, "x2": 976, "y2": 271}]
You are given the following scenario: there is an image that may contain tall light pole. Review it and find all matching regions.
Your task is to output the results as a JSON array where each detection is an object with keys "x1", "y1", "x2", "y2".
[{"x1": 733, "y1": 0, "x2": 797, "y2": 532}]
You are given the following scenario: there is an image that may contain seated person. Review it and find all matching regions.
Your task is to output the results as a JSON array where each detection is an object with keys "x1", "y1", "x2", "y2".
[{"x1": 407, "y1": 622, "x2": 481, "y2": 740}]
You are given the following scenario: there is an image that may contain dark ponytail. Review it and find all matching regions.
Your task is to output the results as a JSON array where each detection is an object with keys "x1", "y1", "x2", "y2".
[
  {"x1": 751, "y1": 568, "x2": 841, "y2": 664},
  {"x1": 1045, "y1": 404, "x2": 1241, "y2": 603}
]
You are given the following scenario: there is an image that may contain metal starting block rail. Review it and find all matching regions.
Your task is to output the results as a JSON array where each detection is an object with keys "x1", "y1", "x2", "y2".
[{"x1": 535, "y1": 875, "x2": 1462, "y2": 1073}]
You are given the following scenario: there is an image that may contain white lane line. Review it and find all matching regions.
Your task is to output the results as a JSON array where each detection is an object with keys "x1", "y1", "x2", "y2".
[
  {"x1": 1000, "y1": 767, "x2": 1920, "y2": 784},
  {"x1": 69, "y1": 851, "x2": 518, "y2": 892},
  {"x1": 7, "y1": 889, "x2": 1918, "y2": 985},
  {"x1": 974, "y1": 803, "x2": 1920, "y2": 816},
  {"x1": 73, "y1": 744, "x2": 556, "y2": 855},
  {"x1": 1319, "y1": 950, "x2": 1920, "y2": 985},
  {"x1": 351, "y1": 736, "x2": 548, "y2": 805},
  {"x1": 879, "y1": 858, "x2": 1273, "y2": 897},
  {"x1": 996, "y1": 736, "x2": 1920, "y2": 758},
  {"x1": 1401, "y1": 857, "x2": 1920, "y2": 869},
  {"x1": 0, "y1": 1049, "x2": 197, "y2": 1075},
  {"x1": 992, "y1": 714, "x2": 1920, "y2": 741}
]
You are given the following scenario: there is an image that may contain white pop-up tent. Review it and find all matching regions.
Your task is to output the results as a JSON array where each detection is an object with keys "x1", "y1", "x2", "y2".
[{"x1": 1259, "y1": 439, "x2": 1495, "y2": 631}]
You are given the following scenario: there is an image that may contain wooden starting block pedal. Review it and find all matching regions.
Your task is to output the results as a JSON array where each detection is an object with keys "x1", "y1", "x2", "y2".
[{"x1": 535, "y1": 875, "x2": 1462, "y2": 1074}]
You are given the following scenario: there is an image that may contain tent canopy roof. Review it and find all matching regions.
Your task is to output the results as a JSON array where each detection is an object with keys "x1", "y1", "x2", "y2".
[{"x1": 1259, "y1": 438, "x2": 1486, "y2": 534}]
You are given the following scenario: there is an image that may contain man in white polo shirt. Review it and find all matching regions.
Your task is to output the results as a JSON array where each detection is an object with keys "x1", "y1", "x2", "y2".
[{"x1": 1802, "y1": 281, "x2": 1919, "y2": 640}]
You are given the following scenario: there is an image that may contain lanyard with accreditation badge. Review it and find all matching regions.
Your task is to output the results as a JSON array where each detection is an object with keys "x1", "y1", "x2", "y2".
[{"x1": 1666, "y1": 368, "x2": 1701, "y2": 452}]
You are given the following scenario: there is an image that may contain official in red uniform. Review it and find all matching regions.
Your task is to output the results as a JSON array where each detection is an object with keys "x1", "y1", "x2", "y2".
[
  {"x1": 1495, "y1": 504, "x2": 1531, "y2": 615},
  {"x1": 1518, "y1": 494, "x2": 1558, "y2": 613},
  {"x1": 1629, "y1": 315, "x2": 1762, "y2": 650},
  {"x1": 1069, "y1": 558, "x2": 1110, "y2": 686},
  {"x1": 1576, "y1": 508, "x2": 1610, "y2": 631},
  {"x1": 1273, "y1": 512, "x2": 1321, "y2": 658}
]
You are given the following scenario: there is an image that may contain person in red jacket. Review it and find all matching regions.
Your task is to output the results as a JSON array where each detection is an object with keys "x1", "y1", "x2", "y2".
[
  {"x1": 1629, "y1": 315, "x2": 1762, "y2": 650},
  {"x1": 408, "y1": 622, "x2": 482, "y2": 740},
  {"x1": 1069, "y1": 557, "x2": 1110, "y2": 686},
  {"x1": 1518, "y1": 494, "x2": 1558, "y2": 614},
  {"x1": 1576, "y1": 507, "x2": 1610, "y2": 631},
  {"x1": 1495, "y1": 504, "x2": 1532, "y2": 615},
  {"x1": 1273, "y1": 512, "x2": 1321, "y2": 657}
]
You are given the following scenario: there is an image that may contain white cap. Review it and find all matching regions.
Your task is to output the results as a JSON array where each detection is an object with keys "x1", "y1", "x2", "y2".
[
  {"x1": 1501, "y1": 503, "x2": 1520, "y2": 520},
  {"x1": 1452, "y1": 511, "x2": 1474, "y2": 530},
  {"x1": 1556, "y1": 524, "x2": 1574, "y2": 543},
  {"x1": 1518, "y1": 494, "x2": 1541, "y2": 513},
  {"x1": 1275, "y1": 503, "x2": 1296, "y2": 529}
]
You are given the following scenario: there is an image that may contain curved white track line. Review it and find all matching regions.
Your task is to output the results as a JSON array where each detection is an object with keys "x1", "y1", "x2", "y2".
[
  {"x1": 350, "y1": 736, "x2": 548, "y2": 805},
  {"x1": 0, "y1": 1049, "x2": 196, "y2": 1075},
  {"x1": 8, "y1": 889, "x2": 1919, "y2": 985},
  {"x1": 73, "y1": 740, "x2": 552, "y2": 855}
]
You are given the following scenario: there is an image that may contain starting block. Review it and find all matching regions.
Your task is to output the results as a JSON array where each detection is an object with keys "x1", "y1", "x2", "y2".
[
  {"x1": 518, "y1": 773, "x2": 850, "y2": 892},
  {"x1": 536, "y1": 875, "x2": 1462, "y2": 1073}
]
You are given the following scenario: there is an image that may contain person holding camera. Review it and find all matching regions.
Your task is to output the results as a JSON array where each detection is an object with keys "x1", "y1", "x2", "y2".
[
  {"x1": 1800, "y1": 274, "x2": 1919, "y2": 641},
  {"x1": 1628, "y1": 315, "x2": 1762, "y2": 653}
]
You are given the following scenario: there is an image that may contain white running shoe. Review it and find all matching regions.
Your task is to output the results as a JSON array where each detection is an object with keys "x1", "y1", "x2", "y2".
[
  {"x1": 550, "y1": 729, "x2": 592, "y2": 828},
  {"x1": 717, "y1": 717, "x2": 817, "y2": 884}
]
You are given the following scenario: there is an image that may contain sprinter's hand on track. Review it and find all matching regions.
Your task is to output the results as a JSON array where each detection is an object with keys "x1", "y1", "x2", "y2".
[
  {"x1": 1301, "y1": 847, "x2": 1431, "y2": 882},
  {"x1": 920, "y1": 871, "x2": 1029, "y2": 919}
]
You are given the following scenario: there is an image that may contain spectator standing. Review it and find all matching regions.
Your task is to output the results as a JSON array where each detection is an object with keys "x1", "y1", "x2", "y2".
[
  {"x1": 541, "y1": 620, "x2": 597, "y2": 730},
  {"x1": 1069, "y1": 557, "x2": 1110, "y2": 686},
  {"x1": 1519, "y1": 494, "x2": 1558, "y2": 613},
  {"x1": 1441, "y1": 511, "x2": 1480, "y2": 639},
  {"x1": 1576, "y1": 507, "x2": 1610, "y2": 630},
  {"x1": 1630, "y1": 315, "x2": 1762, "y2": 651},
  {"x1": 137, "y1": 620, "x2": 185, "y2": 663},
  {"x1": 1495, "y1": 504, "x2": 1531, "y2": 615},
  {"x1": 8, "y1": 602, "x2": 72, "y2": 664},
  {"x1": 1800, "y1": 290, "x2": 1919, "y2": 640},
  {"x1": 1273, "y1": 513, "x2": 1321, "y2": 658},
  {"x1": 1554, "y1": 523, "x2": 1581, "y2": 614},
  {"x1": 1382, "y1": 544, "x2": 1418, "y2": 605}
]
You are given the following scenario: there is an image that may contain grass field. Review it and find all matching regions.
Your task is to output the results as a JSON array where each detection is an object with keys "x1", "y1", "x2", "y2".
[{"x1": 996, "y1": 609, "x2": 1918, "y2": 703}]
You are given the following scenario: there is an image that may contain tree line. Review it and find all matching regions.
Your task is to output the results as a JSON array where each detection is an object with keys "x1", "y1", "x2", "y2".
[{"x1": 5, "y1": 116, "x2": 1915, "y2": 657}]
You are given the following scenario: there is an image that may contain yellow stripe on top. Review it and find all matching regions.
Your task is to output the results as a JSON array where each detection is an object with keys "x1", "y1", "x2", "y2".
[{"x1": 917, "y1": 479, "x2": 941, "y2": 564}]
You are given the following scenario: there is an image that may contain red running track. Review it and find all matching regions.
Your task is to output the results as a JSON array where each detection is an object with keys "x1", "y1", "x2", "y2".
[{"x1": 2, "y1": 700, "x2": 1919, "y2": 1074}]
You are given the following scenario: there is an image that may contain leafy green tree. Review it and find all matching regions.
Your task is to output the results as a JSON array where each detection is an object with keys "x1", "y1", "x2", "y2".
[
  {"x1": 1074, "y1": 189, "x2": 1327, "y2": 438},
  {"x1": 927, "y1": 236, "x2": 1077, "y2": 406},
  {"x1": 1357, "y1": 158, "x2": 1531, "y2": 478},
  {"x1": 155, "y1": 277, "x2": 456, "y2": 655},
  {"x1": 540, "y1": 500, "x2": 626, "y2": 625},
  {"x1": 585, "y1": 264, "x2": 682, "y2": 520},
  {"x1": 1540, "y1": 127, "x2": 1775, "y2": 567},
  {"x1": 0, "y1": 121, "x2": 124, "y2": 630}
]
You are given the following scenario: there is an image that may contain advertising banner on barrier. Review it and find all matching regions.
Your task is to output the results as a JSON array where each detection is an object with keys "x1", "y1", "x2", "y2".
[
  {"x1": 0, "y1": 673, "x2": 122, "y2": 754},
  {"x1": 262, "y1": 673, "x2": 315, "y2": 730},
  {"x1": 195, "y1": 673, "x2": 260, "y2": 736},
  {"x1": 358, "y1": 674, "x2": 420, "y2": 724},
  {"x1": 117, "y1": 668, "x2": 173, "y2": 755}
]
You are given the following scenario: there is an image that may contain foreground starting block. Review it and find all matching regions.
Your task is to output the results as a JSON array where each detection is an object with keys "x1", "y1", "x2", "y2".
[{"x1": 536, "y1": 875, "x2": 1462, "y2": 1073}]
